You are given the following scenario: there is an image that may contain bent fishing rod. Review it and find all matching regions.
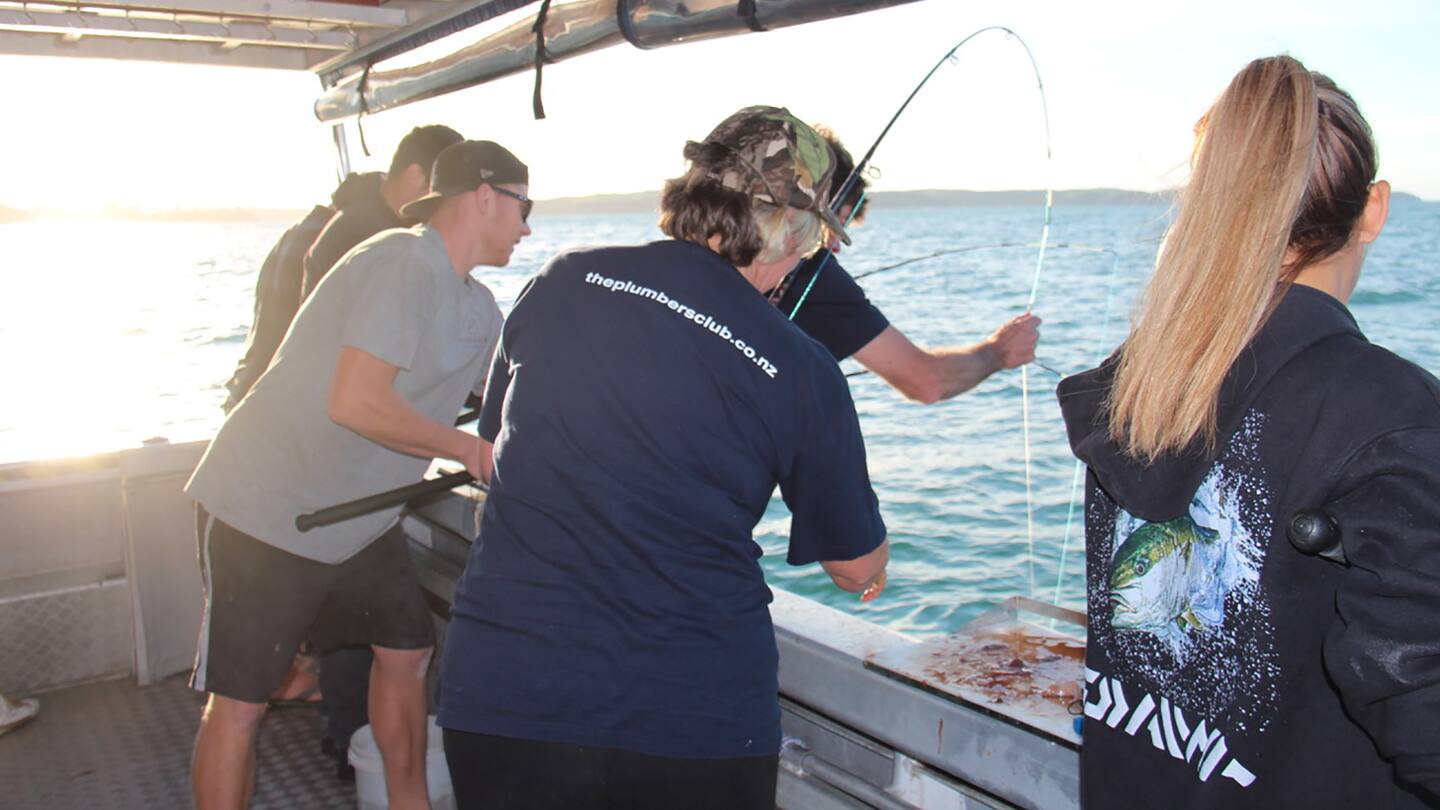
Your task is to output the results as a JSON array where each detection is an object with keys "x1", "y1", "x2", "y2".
[
  {"x1": 789, "y1": 27, "x2": 1056, "y2": 603},
  {"x1": 786, "y1": 25, "x2": 1052, "y2": 323}
]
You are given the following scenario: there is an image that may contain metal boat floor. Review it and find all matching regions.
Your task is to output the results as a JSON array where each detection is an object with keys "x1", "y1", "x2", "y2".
[{"x1": 1, "y1": 675, "x2": 356, "y2": 809}]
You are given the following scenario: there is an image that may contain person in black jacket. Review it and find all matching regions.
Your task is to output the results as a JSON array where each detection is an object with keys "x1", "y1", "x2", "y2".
[
  {"x1": 222, "y1": 172, "x2": 380, "y2": 412},
  {"x1": 302, "y1": 124, "x2": 462, "y2": 298},
  {"x1": 1058, "y1": 56, "x2": 1440, "y2": 808}
]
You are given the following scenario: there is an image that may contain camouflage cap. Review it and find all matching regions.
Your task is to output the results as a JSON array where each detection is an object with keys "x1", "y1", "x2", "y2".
[{"x1": 695, "y1": 105, "x2": 851, "y2": 246}]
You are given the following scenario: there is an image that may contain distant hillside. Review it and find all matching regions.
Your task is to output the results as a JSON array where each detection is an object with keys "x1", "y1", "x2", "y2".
[
  {"x1": 538, "y1": 191, "x2": 660, "y2": 215},
  {"x1": 536, "y1": 188, "x2": 1176, "y2": 215},
  {"x1": 0, "y1": 189, "x2": 1427, "y2": 222},
  {"x1": 0, "y1": 206, "x2": 307, "y2": 223},
  {"x1": 536, "y1": 187, "x2": 1432, "y2": 215},
  {"x1": 100, "y1": 206, "x2": 308, "y2": 223},
  {"x1": 874, "y1": 188, "x2": 1172, "y2": 208}
]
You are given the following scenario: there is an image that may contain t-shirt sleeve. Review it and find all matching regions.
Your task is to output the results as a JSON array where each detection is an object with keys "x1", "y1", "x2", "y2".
[
  {"x1": 476, "y1": 341, "x2": 510, "y2": 442},
  {"x1": 1323, "y1": 427, "x2": 1440, "y2": 799},
  {"x1": 779, "y1": 352, "x2": 886, "y2": 565},
  {"x1": 786, "y1": 253, "x2": 891, "y2": 361},
  {"x1": 477, "y1": 276, "x2": 538, "y2": 442},
  {"x1": 338, "y1": 244, "x2": 431, "y2": 371}
]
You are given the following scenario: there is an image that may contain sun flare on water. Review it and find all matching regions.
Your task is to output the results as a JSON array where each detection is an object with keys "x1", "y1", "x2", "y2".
[{"x1": 0, "y1": 218, "x2": 260, "y2": 463}]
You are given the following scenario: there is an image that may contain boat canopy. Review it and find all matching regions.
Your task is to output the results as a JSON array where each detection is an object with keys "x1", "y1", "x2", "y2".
[
  {"x1": 0, "y1": 0, "x2": 438, "y2": 70},
  {"x1": 312, "y1": 0, "x2": 923, "y2": 121},
  {"x1": 0, "y1": 0, "x2": 920, "y2": 113}
]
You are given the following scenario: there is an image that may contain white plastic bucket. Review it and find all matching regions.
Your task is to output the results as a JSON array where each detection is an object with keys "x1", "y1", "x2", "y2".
[{"x1": 349, "y1": 715, "x2": 456, "y2": 810}]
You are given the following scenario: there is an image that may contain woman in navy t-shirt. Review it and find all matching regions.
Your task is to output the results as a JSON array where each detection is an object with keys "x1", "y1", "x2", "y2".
[{"x1": 439, "y1": 106, "x2": 890, "y2": 810}]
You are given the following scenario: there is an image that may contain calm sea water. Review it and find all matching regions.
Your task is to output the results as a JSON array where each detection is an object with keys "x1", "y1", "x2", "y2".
[{"x1": 2, "y1": 201, "x2": 1435, "y2": 637}]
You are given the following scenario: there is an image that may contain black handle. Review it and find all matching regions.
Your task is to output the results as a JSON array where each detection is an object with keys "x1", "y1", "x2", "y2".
[
  {"x1": 295, "y1": 470, "x2": 480, "y2": 532},
  {"x1": 455, "y1": 391, "x2": 485, "y2": 426},
  {"x1": 1288, "y1": 509, "x2": 1346, "y2": 564}
]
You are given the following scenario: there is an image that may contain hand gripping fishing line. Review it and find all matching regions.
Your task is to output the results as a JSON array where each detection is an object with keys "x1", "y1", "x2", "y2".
[{"x1": 783, "y1": 27, "x2": 1056, "y2": 601}]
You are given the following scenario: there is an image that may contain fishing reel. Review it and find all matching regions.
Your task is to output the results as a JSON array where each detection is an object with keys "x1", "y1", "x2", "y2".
[{"x1": 1287, "y1": 509, "x2": 1347, "y2": 564}]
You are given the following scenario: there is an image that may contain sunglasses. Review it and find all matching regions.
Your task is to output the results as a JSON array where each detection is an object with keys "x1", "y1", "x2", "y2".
[{"x1": 491, "y1": 186, "x2": 533, "y2": 223}]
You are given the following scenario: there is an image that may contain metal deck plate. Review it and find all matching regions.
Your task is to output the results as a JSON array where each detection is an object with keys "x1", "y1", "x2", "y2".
[
  {"x1": 1, "y1": 675, "x2": 356, "y2": 809},
  {"x1": 0, "y1": 577, "x2": 133, "y2": 694},
  {"x1": 865, "y1": 596, "x2": 1087, "y2": 749}
]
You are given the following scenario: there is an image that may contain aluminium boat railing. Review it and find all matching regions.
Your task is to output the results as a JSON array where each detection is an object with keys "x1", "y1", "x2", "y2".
[{"x1": 0, "y1": 442, "x2": 1080, "y2": 809}]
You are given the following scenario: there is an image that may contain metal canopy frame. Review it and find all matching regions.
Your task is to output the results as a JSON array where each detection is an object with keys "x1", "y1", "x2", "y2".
[
  {"x1": 310, "y1": 0, "x2": 537, "y2": 83},
  {"x1": 0, "y1": 0, "x2": 459, "y2": 70}
]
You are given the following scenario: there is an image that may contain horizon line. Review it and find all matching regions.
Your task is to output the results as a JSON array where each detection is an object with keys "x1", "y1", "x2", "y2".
[{"x1": 1, "y1": 186, "x2": 1429, "y2": 221}]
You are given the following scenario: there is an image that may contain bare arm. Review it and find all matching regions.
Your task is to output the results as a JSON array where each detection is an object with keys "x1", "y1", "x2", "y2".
[
  {"x1": 853, "y1": 314, "x2": 1040, "y2": 404},
  {"x1": 821, "y1": 539, "x2": 891, "y2": 602},
  {"x1": 329, "y1": 346, "x2": 490, "y2": 482}
]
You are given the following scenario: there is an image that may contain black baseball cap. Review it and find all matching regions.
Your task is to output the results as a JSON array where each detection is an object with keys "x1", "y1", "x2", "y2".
[{"x1": 399, "y1": 140, "x2": 529, "y2": 222}]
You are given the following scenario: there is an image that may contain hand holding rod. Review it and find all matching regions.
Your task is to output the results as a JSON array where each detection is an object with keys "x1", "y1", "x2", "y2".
[{"x1": 295, "y1": 470, "x2": 481, "y2": 532}]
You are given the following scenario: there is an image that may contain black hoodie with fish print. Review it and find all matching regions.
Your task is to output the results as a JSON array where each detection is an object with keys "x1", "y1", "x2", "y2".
[{"x1": 1057, "y1": 284, "x2": 1440, "y2": 810}]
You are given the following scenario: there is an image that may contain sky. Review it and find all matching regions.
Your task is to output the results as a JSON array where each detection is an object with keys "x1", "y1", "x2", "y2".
[{"x1": 3, "y1": 0, "x2": 1437, "y2": 212}]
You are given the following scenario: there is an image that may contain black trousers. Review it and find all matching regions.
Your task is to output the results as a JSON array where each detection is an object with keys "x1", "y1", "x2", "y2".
[
  {"x1": 442, "y1": 728, "x2": 778, "y2": 810},
  {"x1": 318, "y1": 647, "x2": 372, "y2": 752}
]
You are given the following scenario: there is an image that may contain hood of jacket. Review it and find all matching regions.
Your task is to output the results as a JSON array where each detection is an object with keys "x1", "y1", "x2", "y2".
[
  {"x1": 1056, "y1": 284, "x2": 1364, "y2": 521},
  {"x1": 330, "y1": 171, "x2": 384, "y2": 211}
]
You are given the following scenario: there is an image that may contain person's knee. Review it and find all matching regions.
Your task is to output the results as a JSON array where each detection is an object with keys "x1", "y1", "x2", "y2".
[
  {"x1": 371, "y1": 645, "x2": 434, "y2": 681},
  {"x1": 201, "y1": 692, "x2": 268, "y2": 734}
]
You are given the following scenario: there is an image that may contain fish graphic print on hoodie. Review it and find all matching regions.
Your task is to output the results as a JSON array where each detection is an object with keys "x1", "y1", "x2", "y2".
[
  {"x1": 1088, "y1": 418, "x2": 1278, "y2": 792},
  {"x1": 1106, "y1": 445, "x2": 1267, "y2": 657},
  {"x1": 1059, "y1": 285, "x2": 1440, "y2": 810}
]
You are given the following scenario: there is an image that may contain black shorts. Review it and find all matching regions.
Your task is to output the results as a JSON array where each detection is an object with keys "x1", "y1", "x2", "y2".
[
  {"x1": 441, "y1": 729, "x2": 778, "y2": 810},
  {"x1": 190, "y1": 508, "x2": 435, "y2": 704}
]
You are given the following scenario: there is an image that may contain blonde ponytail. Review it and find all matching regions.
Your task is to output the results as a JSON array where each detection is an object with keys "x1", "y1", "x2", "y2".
[{"x1": 1108, "y1": 56, "x2": 1319, "y2": 461}]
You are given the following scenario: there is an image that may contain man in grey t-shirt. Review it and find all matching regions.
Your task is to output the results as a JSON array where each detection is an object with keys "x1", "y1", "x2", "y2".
[{"x1": 185, "y1": 140, "x2": 533, "y2": 810}]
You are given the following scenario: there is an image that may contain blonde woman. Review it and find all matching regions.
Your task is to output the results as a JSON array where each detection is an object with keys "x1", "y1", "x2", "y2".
[{"x1": 1058, "y1": 56, "x2": 1440, "y2": 808}]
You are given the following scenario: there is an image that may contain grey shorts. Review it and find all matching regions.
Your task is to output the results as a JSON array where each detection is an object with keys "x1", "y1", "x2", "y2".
[{"x1": 190, "y1": 508, "x2": 436, "y2": 704}]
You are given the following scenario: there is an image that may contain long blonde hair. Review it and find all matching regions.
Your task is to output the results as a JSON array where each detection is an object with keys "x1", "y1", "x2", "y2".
[{"x1": 1107, "y1": 55, "x2": 1377, "y2": 462}]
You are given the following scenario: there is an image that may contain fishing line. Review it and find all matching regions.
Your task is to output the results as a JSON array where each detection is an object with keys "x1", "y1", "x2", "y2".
[
  {"x1": 852, "y1": 239, "x2": 1120, "y2": 283},
  {"x1": 785, "y1": 26, "x2": 1060, "y2": 604},
  {"x1": 844, "y1": 360, "x2": 1061, "y2": 379},
  {"x1": 1012, "y1": 31, "x2": 1052, "y2": 605},
  {"x1": 854, "y1": 240, "x2": 1128, "y2": 608},
  {"x1": 1050, "y1": 246, "x2": 1125, "y2": 608},
  {"x1": 844, "y1": 241, "x2": 1102, "y2": 383},
  {"x1": 852, "y1": 241, "x2": 1038, "y2": 281},
  {"x1": 785, "y1": 26, "x2": 1052, "y2": 327},
  {"x1": 841, "y1": 240, "x2": 1130, "y2": 609}
]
